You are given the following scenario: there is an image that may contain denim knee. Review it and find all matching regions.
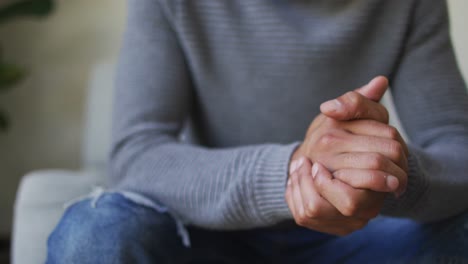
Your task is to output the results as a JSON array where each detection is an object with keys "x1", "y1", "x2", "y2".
[
  {"x1": 414, "y1": 209, "x2": 468, "y2": 263},
  {"x1": 46, "y1": 192, "x2": 184, "y2": 264}
]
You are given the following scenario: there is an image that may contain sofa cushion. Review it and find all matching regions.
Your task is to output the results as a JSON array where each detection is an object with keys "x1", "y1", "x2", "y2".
[{"x1": 12, "y1": 170, "x2": 106, "y2": 264}]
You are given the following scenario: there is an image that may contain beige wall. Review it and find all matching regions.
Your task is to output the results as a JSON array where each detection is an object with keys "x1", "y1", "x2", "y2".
[
  {"x1": 448, "y1": 0, "x2": 468, "y2": 83},
  {"x1": 0, "y1": 0, "x2": 126, "y2": 235},
  {"x1": 0, "y1": 0, "x2": 466, "y2": 236}
]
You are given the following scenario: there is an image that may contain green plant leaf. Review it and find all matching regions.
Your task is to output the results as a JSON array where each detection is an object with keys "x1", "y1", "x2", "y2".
[
  {"x1": 0, "y1": 109, "x2": 9, "y2": 132},
  {"x1": 0, "y1": 0, "x2": 54, "y2": 24},
  {"x1": 0, "y1": 63, "x2": 25, "y2": 92}
]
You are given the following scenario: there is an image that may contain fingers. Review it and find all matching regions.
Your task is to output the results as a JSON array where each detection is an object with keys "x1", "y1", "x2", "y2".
[
  {"x1": 287, "y1": 157, "x2": 309, "y2": 218},
  {"x1": 285, "y1": 169, "x2": 302, "y2": 217},
  {"x1": 288, "y1": 157, "x2": 342, "y2": 220},
  {"x1": 341, "y1": 120, "x2": 409, "y2": 156},
  {"x1": 327, "y1": 152, "x2": 407, "y2": 196},
  {"x1": 312, "y1": 162, "x2": 385, "y2": 219},
  {"x1": 297, "y1": 159, "x2": 343, "y2": 219},
  {"x1": 333, "y1": 169, "x2": 399, "y2": 192},
  {"x1": 320, "y1": 90, "x2": 389, "y2": 123},
  {"x1": 311, "y1": 128, "x2": 408, "y2": 174},
  {"x1": 340, "y1": 134, "x2": 408, "y2": 172},
  {"x1": 288, "y1": 159, "x2": 368, "y2": 234},
  {"x1": 292, "y1": 174, "x2": 306, "y2": 217},
  {"x1": 286, "y1": 157, "x2": 378, "y2": 235}
]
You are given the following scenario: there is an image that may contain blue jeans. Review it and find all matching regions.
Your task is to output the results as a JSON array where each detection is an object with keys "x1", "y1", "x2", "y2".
[{"x1": 46, "y1": 192, "x2": 468, "y2": 264}]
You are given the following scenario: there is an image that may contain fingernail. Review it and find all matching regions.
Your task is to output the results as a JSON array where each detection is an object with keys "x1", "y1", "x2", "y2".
[
  {"x1": 287, "y1": 179, "x2": 292, "y2": 186},
  {"x1": 289, "y1": 160, "x2": 298, "y2": 174},
  {"x1": 321, "y1": 99, "x2": 342, "y2": 113},
  {"x1": 312, "y1": 163, "x2": 319, "y2": 179},
  {"x1": 297, "y1": 157, "x2": 305, "y2": 169},
  {"x1": 386, "y1": 175, "x2": 399, "y2": 191}
]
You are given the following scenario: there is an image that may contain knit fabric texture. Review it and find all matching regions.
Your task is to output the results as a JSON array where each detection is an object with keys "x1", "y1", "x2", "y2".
[{"x1": 110, "y1": 0, "x2": 468, "y2": 229}]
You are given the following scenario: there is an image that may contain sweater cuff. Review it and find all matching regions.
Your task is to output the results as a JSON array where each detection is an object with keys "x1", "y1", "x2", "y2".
[
  {"x1": 253, "y1": 142, "x2": 300, "y2": 225},
  {"x1": 382, "y1": 146, "x2": 429, "y2": 217}
]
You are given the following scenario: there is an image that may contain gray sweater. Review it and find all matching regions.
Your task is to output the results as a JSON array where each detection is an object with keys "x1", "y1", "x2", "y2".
[{"x1": 110, "y1": 0, "x2": 468, "y2": 229}]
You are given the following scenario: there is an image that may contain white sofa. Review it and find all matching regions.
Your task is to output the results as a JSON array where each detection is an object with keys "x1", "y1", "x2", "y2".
[{"x1": 12, "y1": 63, "x2": 114, "y2": 264}]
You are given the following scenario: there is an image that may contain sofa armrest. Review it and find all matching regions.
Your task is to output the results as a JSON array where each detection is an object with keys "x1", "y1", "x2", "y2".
[{"x1": 12, "y1": 169, "x2": 106, "y2": 264}]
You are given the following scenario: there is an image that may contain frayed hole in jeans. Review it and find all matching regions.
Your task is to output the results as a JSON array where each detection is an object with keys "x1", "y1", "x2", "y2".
[{"x1": 63, "y1": 186, "x2": 105, "y2": 209}]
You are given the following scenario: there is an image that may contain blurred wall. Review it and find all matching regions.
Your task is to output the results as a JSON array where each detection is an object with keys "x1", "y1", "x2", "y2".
[
  {"x1": 0, "y1": 0, "x2": 125, "y2": 235},
  {"x1": 449, "y1": 0, "x2": 468, "y2": 82},
  {"x1": 0, "y1": 0, "x2": 466, "y2": 236}
]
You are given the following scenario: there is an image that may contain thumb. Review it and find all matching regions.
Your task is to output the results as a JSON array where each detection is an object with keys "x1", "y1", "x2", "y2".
[
  {"x1": 355, "y1": 76, "x2": 389, "y2": 102},
  {"x1": 320, "y1": 76, "x2": 390, "y2": 122}
]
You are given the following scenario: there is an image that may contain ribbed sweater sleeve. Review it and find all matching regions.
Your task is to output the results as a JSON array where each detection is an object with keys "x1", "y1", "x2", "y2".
[
  {"x1": 382, "y1": 0, "x2": 468, "y2": 222},
  {"x1": 109, "y1": 0, "x2": 296, "y2": 229}
]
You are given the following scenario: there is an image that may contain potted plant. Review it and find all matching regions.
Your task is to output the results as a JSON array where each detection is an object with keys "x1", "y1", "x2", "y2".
[{"x1": 0, "y1": 0, "x2": 54, "y2": 131}]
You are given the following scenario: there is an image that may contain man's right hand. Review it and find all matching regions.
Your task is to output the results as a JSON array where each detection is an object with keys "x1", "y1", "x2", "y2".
[
  {"x1": 292, "y1": 77, "x2": 408, "y2": 195},
  {"x1": 286, "y1": 76, "x2": 409, "y2": 235}
]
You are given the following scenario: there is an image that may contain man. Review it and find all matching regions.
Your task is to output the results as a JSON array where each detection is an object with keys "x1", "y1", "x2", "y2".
[{"x1": 47, "y1": 0, "x2": 468, "y2": 263}]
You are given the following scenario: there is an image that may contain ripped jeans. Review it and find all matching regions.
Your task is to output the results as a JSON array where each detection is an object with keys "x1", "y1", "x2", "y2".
[{"x1": 46, "y1": 191, "x2": 468, "y2": 264}]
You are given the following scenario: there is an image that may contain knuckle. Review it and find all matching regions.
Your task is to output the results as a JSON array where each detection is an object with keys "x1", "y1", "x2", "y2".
[
  {"x1": 344, "y1": 91, "x2": 360, "y2": 105},
  {"x1": 343, "y1": 92, "x2": 361, "y2": 117},
  {"x1": 335, "y1": 96, "x2": 346, "y2": 110},
  {"x1": 305, "y1": 201, "x2": 320, "y2": 218},
  {"x1": 332, "y1": 170, "x2": 343, "y2": 180},
  {"x1": 318, "y1": 131, "x2": 340, "y2": 147},
  {"x1": 367, "y1": 153, "x2": 386, "y2": 170},
  {"x1": 386, "y1": 126, "x2": 399, "y2": 140},
  {"x1": 342, "y1": 200, "x2": 359, "y2": 217}
]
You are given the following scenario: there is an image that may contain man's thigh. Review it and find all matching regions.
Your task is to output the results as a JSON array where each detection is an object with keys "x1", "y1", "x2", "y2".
[
  {"x1": 46, "y1": 192, "x2": 265, "y2": 264},
  {"x1": 185, "y1": 226, "x2": 267, "y2": 263},
  {"x1": 340, "y1": 212, "x2": 468, "y2": 263},
  {"x1": 265, "y1": 212, "x2": 468, "y2": 264}
]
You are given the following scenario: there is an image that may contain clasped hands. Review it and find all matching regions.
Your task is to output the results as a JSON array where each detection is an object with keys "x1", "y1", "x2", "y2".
[{"x1": 285, "y1": 76, "x2": 409, "y2": 236}]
